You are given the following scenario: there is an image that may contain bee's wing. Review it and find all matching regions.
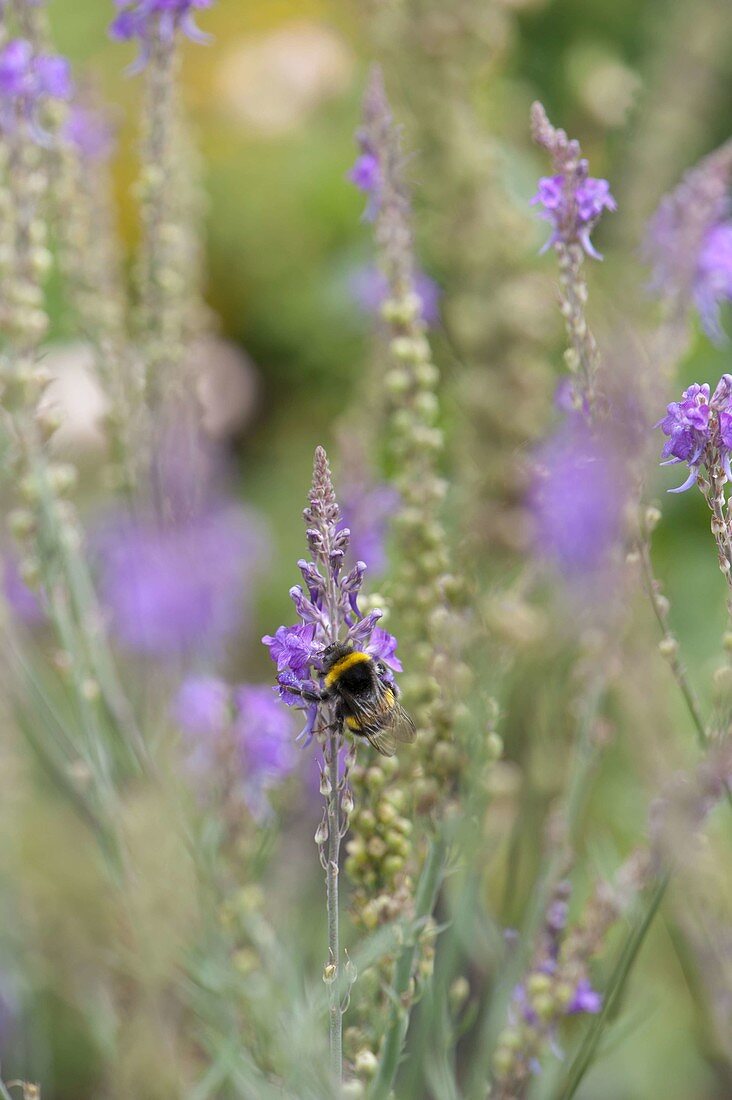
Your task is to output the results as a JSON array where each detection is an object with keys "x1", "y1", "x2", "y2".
[
  {"x1": 362, "y1": 728, "x2": 398, "y2": 757},
  {"x1": 385, "y1": 701, "x2": 416, "y2": 743},
  {"x1": 361, "y1": 700, "x2": 416, "y2": 757}
]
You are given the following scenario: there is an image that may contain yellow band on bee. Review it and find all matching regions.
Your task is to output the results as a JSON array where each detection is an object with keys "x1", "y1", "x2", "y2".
[
  {"x1": 324, "y1": 651, "x2": 370, "y2": 687},
  {"x1": 345, "y1": 715, "x2": 363, "y2": 731}
]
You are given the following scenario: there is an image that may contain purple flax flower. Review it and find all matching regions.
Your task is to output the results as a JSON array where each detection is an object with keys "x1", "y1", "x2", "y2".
[
  {"x1": 110, "y1": 0, "x2": 213, "y2": 71},
  {"x1": 263, "y1": 446, "x2": 403, "y2": 746},
  {"x1": 0, "y1": 39, "x2": 73, "y2": 140},
  {"x1": 568, "y1": 978, "x2": 602, "y2": 1015},
  {"x1": 531, "y1": 172, "x2": 616, "y2": 260},
  {"x1": 97, "y1": 503, "x2": 265, "y2": 658},
  {"x1": 530, "y1": 422, "x2": 623, "y2": 576},
  {"x1": 347, "y1": 264, "x2": 441, "y2": 328}
]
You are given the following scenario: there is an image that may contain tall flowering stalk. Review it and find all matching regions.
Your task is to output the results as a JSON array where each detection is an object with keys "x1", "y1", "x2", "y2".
[
  {"x1": 353, "y1": 65, "x2": 468, "y2": 807},
  {"x1": 644, "y1": 138, "x2": 732, "y2": 342},
  {"x1": 348, "y1": 67, "x2": 476, "y2": 1092},
  {"x1": 53, "y1": 97, "x2": 142, "y2": 493},
  {"x1": 530, "y1": 102, "x2": 616, "y2": 415},
  {"x1": 263, "y1": 446, "x2": 404, "y2": 1083},
  {"x1": 0, "y1": 4, "x2": 145, "y2": 781},
  {"x1": 110, "y1": 0, "x2": 212, "y2": 414}
]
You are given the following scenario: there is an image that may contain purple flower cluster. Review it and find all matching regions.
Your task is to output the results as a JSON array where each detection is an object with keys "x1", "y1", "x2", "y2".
[
  {"x1": 656, "y1": 376, "x2": 732, "y2": 492},
  {"x1": 263, "y1": 446, "x2": 402, "y2": 745},
  {"x1": 110, "y1": 0, "x2": 213, "y2": 63},
  {"x1": 530, "y1": 421, "x2": 623, "y2": 577},
  {"x1": 96, "y1": 503, "x2": 266, "y2": 658},
  {"x1": 531, "y1": 172, "x2": 616, "y2": 260},
  {"x1": 0, "y1": 39, "x2": 73, "y2": 139},
  {"x1": 174, "y1": 677, "x2": 296, "y2": 819}
]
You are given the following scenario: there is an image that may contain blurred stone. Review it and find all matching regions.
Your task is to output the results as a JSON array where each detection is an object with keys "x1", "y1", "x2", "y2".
[
  {"x1": 192, "y1": 337, "x2": 258, "y2": 440},
  {"x1": 38, "y1": 342, "x2": 109, "y2": 455},
  {"x1": 216, "y1": 22, "x2": 354, "y2": 136}
]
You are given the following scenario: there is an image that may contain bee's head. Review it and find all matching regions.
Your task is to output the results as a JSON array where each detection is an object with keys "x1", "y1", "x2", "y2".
[{"x1": 320, "y1": 642, "x2": 354, "y2": 673}]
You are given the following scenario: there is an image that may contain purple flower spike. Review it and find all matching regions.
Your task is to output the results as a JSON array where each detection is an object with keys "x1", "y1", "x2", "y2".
[
  {"x1": 644, "y1": 140, "x2": 732, "y2": 342},
  {"x1": 568, "y1": 979, "x2": 602, "y2": 1015},
  {"x1": 263, "y1": 446, "x2": 407, "y2": 753}
]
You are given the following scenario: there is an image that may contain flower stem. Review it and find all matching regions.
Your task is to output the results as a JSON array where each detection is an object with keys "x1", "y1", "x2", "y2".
[
  {"x1": 326, "y1": 724, "x2": 342, "y2": 1083},
  {"x1": 368, "y1": 831, "x2": 445, "y2": 1100},
  {"x1": 558, "y1": 869, "x2": 670, "y2": 1100}
]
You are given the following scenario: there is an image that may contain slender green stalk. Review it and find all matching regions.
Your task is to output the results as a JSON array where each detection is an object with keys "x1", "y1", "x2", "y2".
[
  {"x1": 368, "y1": 832, "x2": 446, "y2": 1100},
  {"x1": 558, "y1": 870, "x2": 670, "y2": 1100},
  {"x1": 326, "y1": 725, "x2": 342, "y2": 1083}
]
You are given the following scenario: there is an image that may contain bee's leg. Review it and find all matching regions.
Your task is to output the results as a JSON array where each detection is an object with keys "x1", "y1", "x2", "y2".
[{"x1": 284, "y1": 682, "x2": 328, "y2": 705}]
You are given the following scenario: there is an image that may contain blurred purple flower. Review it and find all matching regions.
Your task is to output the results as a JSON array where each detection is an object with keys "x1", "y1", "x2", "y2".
[
  {"x1": 174, "y1": 676, "x2": 230, "y2": 737},
  {"x1": 339, "y1": 477, "x2": 399, "y2": 578},
  {"x1": 65, "y1": 102, "x2": 115, "y2": 161},
  {"x1": 530, "y1": 423, "x2": 622, "y2": 576},
  {"x1": 235, "y1": 685, "x2": 297, "y2": 785},
  {"x1": 3, "y1": 556, "x2": 44, "y2": 626},
  {"x1": 0, "y1": 39, "x2": 73, "y2": 140},
  {"x1": 348, "y1": 264, "x2": 440, "y2": 328},
  {"x1": 348, "y1": 139, "x2": 381, "y2": 222},
  {"x1": 568, "y1": 978, "x2": 602, "y2": 1015},
  {"x1": 693, "y1": 222, "x2": 732, "y2": 341},
  {"x1": 531, "y1": 172, "x2": 616, "y2": 260},
  {"x1": 110, "y1": 0, "x2": 214, "y2": 44},
  {"x1": 97, "y1": 504, "x2": 265, "y2": 658},
  {"x1": 644, "y1": 141, "x2": 732, "y2": 340}
]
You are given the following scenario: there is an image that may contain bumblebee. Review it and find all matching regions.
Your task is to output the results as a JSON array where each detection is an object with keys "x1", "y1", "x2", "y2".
[
  {"x1": 297, "y1": 643, "x2": 416, "y2": 756},
  {"x1": 322, "y1": 643, "x2": 416, "y2": 756}
]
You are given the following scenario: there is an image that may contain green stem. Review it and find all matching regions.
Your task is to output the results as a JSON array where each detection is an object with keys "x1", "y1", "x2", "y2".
[
  {"x1": 368, "y1": 832, "x2": 446, "y2": 1100},
  {"x1": 558, "y1": 869, "x2": 670, "y2": 1100},
  {"x1": 326, "y1": 726, "x2": 342, "y2": 1083}
]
